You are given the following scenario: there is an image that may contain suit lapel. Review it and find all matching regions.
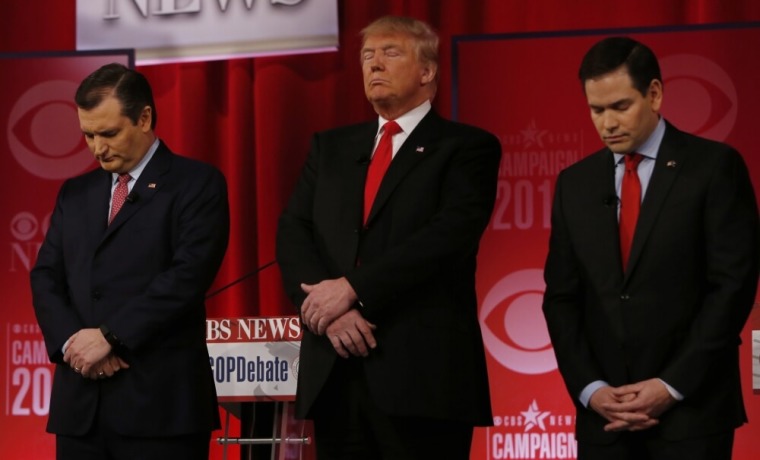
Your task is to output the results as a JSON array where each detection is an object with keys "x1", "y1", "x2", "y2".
[
  {"x1": 87, "y1": 171, "x2": 112, "y2": 249},
  {"x1": 101, "y1": 143, "x2": 171, "y2": 242},
  {"x1": 365, "y1": 111, "x2": 441, "y2": 224},
  {"x1": 589, "y1": 151, "x2": 624, "y2": 274},
  {"x1": 624, "y1": 123, "x2": 687, "y2": 280},
  {"x1": 350, "y1": 122, "x2": 378, "y2": 226}
]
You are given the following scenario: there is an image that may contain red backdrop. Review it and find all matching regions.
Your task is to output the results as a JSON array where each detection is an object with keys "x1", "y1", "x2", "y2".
[
  {"x1": 455, "y1": 24, "x2": 760, "y2": 459},
  {"x1": 2, "y1": 1, "x2": 759, "y2": 459}
]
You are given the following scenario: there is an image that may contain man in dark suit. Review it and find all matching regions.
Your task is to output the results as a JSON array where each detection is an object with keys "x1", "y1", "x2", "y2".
[
  {"x1": 30, "y1": 63, "x2": 229, "y2": 459},
  {"x1": 542, "y1": 36, "x2": 759, "y2": 459},
  {"x1": 276, "y1": 16, "x2": 500, "y2": 460}
]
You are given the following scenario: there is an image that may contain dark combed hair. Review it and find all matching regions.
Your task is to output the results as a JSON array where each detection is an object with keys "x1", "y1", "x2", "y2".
[
  {"x1": 74, "y1": 63, "x2": 157, "y2": 129},
  {"x1": 578, "y1": 36, "x2": 662, "y2": 95}
]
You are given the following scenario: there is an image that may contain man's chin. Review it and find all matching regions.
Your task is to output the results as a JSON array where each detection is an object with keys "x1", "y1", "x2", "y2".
[
  {"x1": 99, "y1": 161, "x2": 121, "y2": 173},
  {"x1": 605, "y1": 143, "x2": 630, "y2": 154}
]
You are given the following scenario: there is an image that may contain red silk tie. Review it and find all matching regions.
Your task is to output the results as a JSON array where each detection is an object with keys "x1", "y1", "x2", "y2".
[
  {"x1": 364, "y1": 120, "x2": 401, "y2": 224},
  {"x1": 619, "y1": 154, "x2": 643, "y2": 269},
  {"x1": 109, "y1": 173, "x2": 131, "y2": 224}
]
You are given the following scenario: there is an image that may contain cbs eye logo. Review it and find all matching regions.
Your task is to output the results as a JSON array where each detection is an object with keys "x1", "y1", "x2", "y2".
[
  {"x1": 479, "y1": 269, "x2": 557, "y2": 375},
  {"x1": 660, "y1": 54, "x2": 737, "y2": 141},
  {"x1": 11, "y1": 212, "x2": 49, "y2": 242},
  {"x1": 7, "y1": 80, "x2": 95, "y2": 180}
]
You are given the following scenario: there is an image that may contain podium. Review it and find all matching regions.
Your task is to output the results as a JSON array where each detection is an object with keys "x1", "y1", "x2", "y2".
[{"x1": 206, "y1": 316, "x2": 310, "y2": 459}]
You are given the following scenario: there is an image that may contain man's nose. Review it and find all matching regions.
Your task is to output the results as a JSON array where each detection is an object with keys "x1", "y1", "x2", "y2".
[
  {"x1": 602, "y1": 112, "x2": 618, "y2": 130},
  {"x1": 93, "y1": 137, "x2": 107, "y2": 154},
  {"x1": 369, "y1": 53, "x2": 385, "y2": 71}
]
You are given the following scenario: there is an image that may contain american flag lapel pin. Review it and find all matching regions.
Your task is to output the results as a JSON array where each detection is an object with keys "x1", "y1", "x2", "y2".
[
  {"x1": 148, "y1": 183, "x2": 157, "y2": 189},
  {"x1": 666, "y1": 160, "x2": 677, "y2": 168},
  {"x1": 416, "y1": 146, "x2": 425, "y2": 153}
]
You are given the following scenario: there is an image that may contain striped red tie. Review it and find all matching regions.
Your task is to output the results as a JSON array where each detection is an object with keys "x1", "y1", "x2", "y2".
[{"x1": 109, "y1": 173, "x2": 131, "y2": 224}]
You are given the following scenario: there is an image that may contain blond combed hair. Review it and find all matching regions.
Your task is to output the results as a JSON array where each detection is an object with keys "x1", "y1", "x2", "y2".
[{"x1": 360, "y1": 16, "x2": 439, "y2": 69}]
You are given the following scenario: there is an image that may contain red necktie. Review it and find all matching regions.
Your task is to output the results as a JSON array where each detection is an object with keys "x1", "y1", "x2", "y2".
[
  {"x1": 364, "y1": 120, "x2": 401, "y2": 224},
  {"x1": 619, "y1": 154, "x2": 643, "y2": 269},
  {"x1": 109, "y1": 173, "x2": 131, "y2": 224}
]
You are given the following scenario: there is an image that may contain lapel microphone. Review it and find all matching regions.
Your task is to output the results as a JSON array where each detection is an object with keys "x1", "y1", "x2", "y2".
[
  {"x1": 126, "y1": 192, "x2": 140, "y2": 203},
  {"x1": 603, "y1": 195, "x2": 618, "y2": 207}
]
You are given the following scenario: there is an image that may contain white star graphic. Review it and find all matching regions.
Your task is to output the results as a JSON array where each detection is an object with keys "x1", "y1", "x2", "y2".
[
  {"x1": 521, "y1": 400, "x2": 551, "y2": 432},
  {"x1": 521, "y1": 120, "x2": 548, "y2": 149}
]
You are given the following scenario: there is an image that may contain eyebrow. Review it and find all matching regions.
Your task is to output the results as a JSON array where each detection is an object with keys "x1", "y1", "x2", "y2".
[
  {"x1": 362, "y1": 44, "x2": 402, "y2": 53},
  {"x1": 82, "y1": 128, "x2": 119, "y2": 136},
  {"x1": 589, "y1": 98, "x2": 632, "y2": 110}
]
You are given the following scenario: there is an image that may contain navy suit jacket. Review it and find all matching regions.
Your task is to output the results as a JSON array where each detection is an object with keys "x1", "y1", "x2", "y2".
[
  {"x1": 31, "y1": 142, "x2": 229, "y2": 436},
  {"x1": 276, "y1": 110, "x2": 500, "y2": 425},
  {"x1": 543, "y1": 122, "x2": 759, "y2": 443}
]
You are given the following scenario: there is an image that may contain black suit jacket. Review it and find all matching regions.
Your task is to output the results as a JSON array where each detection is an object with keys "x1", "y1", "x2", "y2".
[
  {"x1": 31, "y1": 142, "x2": 229, "y2": 436},
  {"x1": 542, "y1": 122, "x2": 759, "y2": 443},
  {"x1": 276, "y1": 110, "x2": 500, "y2": 425}
]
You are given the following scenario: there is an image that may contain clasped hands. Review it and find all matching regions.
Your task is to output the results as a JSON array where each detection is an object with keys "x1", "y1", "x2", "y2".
[
  {"x1": 300, "y1": 277, "x2": 377, "y2": 359},
  {"x1": 589, "y1": 378, "x2": 677, "y2": 432},
  {"x1": 63, "y1": 328, "x2": 130, "y2": 380}
]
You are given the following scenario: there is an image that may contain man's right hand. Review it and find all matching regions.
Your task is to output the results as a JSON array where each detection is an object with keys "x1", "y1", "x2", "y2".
[
  {"x1": 325, "y1": 309, "x2": 377, "y2": 358},
  {"x1": 83, "y1": 354, "x2": 130, "y2": 380},
  {"x1": 589, "y1": 385, "x2": 658, "y2": 432}
]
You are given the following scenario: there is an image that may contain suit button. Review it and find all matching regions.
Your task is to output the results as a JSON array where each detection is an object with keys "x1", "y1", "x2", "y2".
[
  {"x1": 92, "y1": 290, "x2": 101, "y2": 300},
  {"x1": 620, "y1": 294, "x2": 630, "y2": 301}
]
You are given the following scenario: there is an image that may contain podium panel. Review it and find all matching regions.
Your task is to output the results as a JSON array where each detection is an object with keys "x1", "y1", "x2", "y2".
[{"x1": 207, "y1": 316, "x2": 310, "y2": 459}]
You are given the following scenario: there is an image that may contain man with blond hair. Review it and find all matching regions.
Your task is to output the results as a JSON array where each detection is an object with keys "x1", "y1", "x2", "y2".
[{"x1": 277, "y1": 16, "x2": 500, "y2": 459}]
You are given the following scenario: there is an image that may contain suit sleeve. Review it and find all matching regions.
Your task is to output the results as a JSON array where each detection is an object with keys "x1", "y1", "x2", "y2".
[
  {"x1": 659, "y1": 147, "x2": 759, "y2": 396},
  {"x1": 276, "y1": 135, "x2": 333, "y2": 311},
  {"x1": 30, "y1": 181, "x2": 86, "y2": 362},
  {"x1": 542, "y1": 171, "x2": 606, "y2": 400},
  {"x1": 107, "y1": 167, "x2": 230, "y2": 352}
]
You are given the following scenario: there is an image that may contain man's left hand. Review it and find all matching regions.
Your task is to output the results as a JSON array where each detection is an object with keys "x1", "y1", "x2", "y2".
[
  {"x1": 63, "y1": 328, "x2": 112, "y2": 376},
  {"x1": 601, "y1": 378, "x2": 677, "y2": 431},
  {"x1": 300, "y1": 277, "x2": 358, "y2": 335}
]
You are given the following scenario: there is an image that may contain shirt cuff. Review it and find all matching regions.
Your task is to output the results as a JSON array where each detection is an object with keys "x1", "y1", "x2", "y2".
[
  {"x1": 579, "y1": 380, "x2": 609, "y2": 408},
  {"x1": 658, "y1": 378, "x2": 684, "y2": 401}
]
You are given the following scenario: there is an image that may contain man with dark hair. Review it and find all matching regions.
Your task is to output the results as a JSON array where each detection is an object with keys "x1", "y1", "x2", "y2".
[
  {"x1": 75, "y1": 62, "x2": 158, "y2": 129},
  {"x1": 276, "y1": 16, "x2": 499, "y2": 460},
  {"x1": 31, "y1": 63, "x2": 229, "y2": 459},
  {"x1": 543, "y1": 36, "x2": 759, "y2": 459}
]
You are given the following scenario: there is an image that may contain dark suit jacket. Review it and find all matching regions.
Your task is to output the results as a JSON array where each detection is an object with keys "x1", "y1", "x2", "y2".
[
  {"x1": 542, "y1": 122, "x2": 759, "y2": 443},
  {"x1": 30, "y1": 142, "x2": 229, "y2": 436},
  {"x1": 276, "y1": 110, "x2": 500, "y2": 425}
]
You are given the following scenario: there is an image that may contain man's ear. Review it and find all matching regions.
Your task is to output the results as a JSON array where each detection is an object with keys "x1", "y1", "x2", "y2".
[
  {"x1": 421, "y1": 63, "x2": 437, "y2": 85},
  {"x1": 139, "y1": 105, "x2": 152, "y2": 132},
  {"x1": 648, "y1": 79, "x2": 663, "y2": 112}
]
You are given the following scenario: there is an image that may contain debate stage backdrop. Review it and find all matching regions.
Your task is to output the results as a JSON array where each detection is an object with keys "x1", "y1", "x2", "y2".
[
  {"x1": 454, "y1": 23, "x2": 760, "y2": 460},
  {"x1": 1, "y1": 1, "x2": 760, "y2": 459}
]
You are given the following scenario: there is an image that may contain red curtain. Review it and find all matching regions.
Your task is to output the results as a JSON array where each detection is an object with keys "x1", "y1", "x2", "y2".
[{"x1": 3, "y1": 0, "x2": 758, "y2": 318}]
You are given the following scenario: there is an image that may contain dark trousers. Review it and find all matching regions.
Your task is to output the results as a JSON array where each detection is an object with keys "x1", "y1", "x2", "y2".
[
  {"x1": 311, "y1": 358, "x2": 473, "y2": 460},
  {"x1": 56, "y1": 403, "x2": 211, "y2": 460},
  {"x1": 578, "y1": 429, "x2": 734, "y2": 460}
]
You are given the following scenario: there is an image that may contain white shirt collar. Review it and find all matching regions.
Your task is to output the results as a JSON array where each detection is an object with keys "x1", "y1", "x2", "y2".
[
  {"x1": 112, "y1": 138, "x2": 159, "y2": 184},
  {"x1": 377, "y1": 100, "x2": 432, "y2": 136},
  {"x1": 613, "y1": 117, "x2": 666, "y2": 164}
]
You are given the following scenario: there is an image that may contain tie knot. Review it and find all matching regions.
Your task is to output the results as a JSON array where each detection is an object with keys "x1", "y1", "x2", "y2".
[
  {"x1": 118, "y1": 173, "x2": 132, "y2": 185},
  {"x1": 382, "y1": 120, "x2": 401, "y2": 137},
  {"x1": 624, "y1": 153, "x2": 643, "y2": 171}
]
